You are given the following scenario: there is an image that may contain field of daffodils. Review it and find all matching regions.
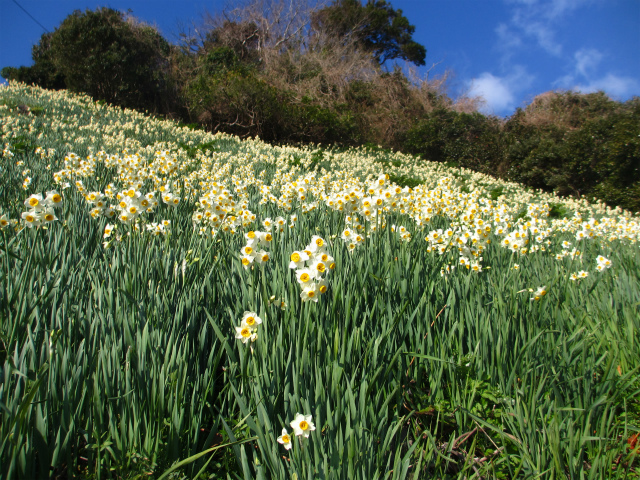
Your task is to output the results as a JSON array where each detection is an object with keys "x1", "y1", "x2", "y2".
[{"x1": 1, "y1": 82, "x2": 639, "y2": 479}]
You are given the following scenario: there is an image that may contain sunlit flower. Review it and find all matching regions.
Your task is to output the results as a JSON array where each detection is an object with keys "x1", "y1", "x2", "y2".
[
  {"x1": 235, "y1": 326, "x2": 257, "y2": 343},
  {"x1": 530, "y1": 286, "x2": 547, "y2": 301},
  {"x1": 300, "y1": 282, "x2": 319, "y2": 302},
  {"x1": 289, "y1": 250, "x2": 309, "y2": 269},
  {"x1": 277, "y1": 428, "x2": 292, "y2": 450},
  {"x1": 241, "y1": 312, "x2": 262, "y2": 329},
  {"x1": 290, "y1": 413, "x2": 315, "y2": 438}
]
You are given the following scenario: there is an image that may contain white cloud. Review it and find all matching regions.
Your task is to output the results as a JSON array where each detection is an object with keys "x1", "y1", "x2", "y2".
[
  {"x1": 469, "y1": 73, "x2": 516, "y2": 114},
  {"x1": 554, "y1": 48, "x2": 638, "y2": 99},
  {"x1": 468, "y1": 67, "x2": 535, "y2": 115},
  {"x1": 573, "y1": 74, "x2": 639, "y2": 98}
]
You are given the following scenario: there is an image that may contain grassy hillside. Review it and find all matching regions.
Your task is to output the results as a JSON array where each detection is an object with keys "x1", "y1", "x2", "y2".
[{"x1": 1, "y1": 82, "x2": 639, "y2": 479}]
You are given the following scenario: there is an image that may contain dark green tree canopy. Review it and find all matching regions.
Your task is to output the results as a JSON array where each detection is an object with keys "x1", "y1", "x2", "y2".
[
  {"x1": 47, "y1": 7, "x2": 171, "y2": 110},
  {"x1": 312, "y1": 0, "x2": 426, "y2": 66},
  {"x1": 2, "y1": 7, "x2": 173, "y2": 112}
]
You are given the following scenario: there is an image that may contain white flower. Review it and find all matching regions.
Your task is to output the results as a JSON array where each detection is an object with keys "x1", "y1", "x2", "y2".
[
  {"x1": 530, "y1": 286, "x2": 547, "y2": 301},
  {"x1": 277, "y1": 428, "x2": 292, "y2": 450},
  {"x1": 300, "y1": 282, "x2": 319, "y2": 302},
  {"x1": 235, "y1": 326, "x2": 257, "y2": 344},
  {"x1": 596, "y1": 255, "x2": 611, "y2": 270},
  {"x1": 290, "y1": 413, "x2": 315, "y2": 438},
  {"x1": 241, "y1": 312, "x2": 262, "y2": 330},
  {"x1": 289, "y1": 250, "x2": 309, "y2": 269}
]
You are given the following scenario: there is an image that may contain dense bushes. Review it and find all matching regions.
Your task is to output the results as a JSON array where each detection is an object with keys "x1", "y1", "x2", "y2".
[
  {"x1": 504, "y1": 92, "x2": 640, "y2": 211},
  {"x1": 403, "y1": 109, "x2": 505, "y2": 173},
  {"x1": 2, "y1": 3, "x2": 638, "y2": 211}
]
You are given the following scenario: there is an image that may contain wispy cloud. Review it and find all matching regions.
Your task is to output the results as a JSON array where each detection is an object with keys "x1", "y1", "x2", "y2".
[
  {"x1": 555, "y1": 48, "x2": 639, "y2": 98},
  {"x1": 501, "y1": 0, "x2": 597, "y2": 57},
  {"x1": 574, "y1": 48, "x2": 603, "y2": 78}
]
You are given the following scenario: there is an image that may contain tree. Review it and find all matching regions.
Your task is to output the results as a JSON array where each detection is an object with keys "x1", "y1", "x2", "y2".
[
  {"x1": 311, "y1": 0, "x2": 426, "y2": 66},
  {"x1": 49, "y1": 8, "x2": 172, "y2": 112}
]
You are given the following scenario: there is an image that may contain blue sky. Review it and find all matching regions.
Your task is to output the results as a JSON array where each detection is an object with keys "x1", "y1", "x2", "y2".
[{"x1": 1, "y1": 0, "x2": 638, "y2": 117}]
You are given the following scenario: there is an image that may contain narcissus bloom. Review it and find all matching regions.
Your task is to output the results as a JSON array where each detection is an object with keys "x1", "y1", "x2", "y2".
[
  {"x1": 277, "y1": 428, "x2": 292, "y2": 450},
  {"x1": 290, "y1": 413, "x2": 315, "y2": 438},
  {"x1": 235, "y1": 326, "x2": 257, "y2": 344},
  {"x1": 530, "y1": 286, "x2": 547, "y2": 301},
  {"x1": 241, "y1": 312, "x2": 262, "y2": 329},
  {"x1": 300, "y1": 283, "x2": 319, "y2": 302}
]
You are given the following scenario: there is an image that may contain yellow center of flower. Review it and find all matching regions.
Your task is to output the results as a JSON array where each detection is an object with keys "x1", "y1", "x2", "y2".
[
  {"x1": 291, "y1": 252, "x2": 300, "y2": 262},
  {"x1": 44, "y1": 214, "x2": 54, "y2": 222},
  {"x1": 319, "y1": 285, "x2": 327, "y2": 293},
  {"x1": 242, "y1": 258, "x2": 250, "y2": 266},
  {"x1": 281, "y1": 434, "x2": 290, "y2": 443},
  {"x1": 247, "y1": 231, "x2": 255, "y2": 238},
  {"x1": 245, "y1": 317, "x2": 255, "y2": 326},
  {"x1": 265, "y1": 234, "x2": 272, "y2": 241},
  {"x1": 29, "y1": 198, "x2": 39, "y2": 207},
  {"x1": 262, "y1": 254, "x2": 269, "y2": 261},
  {"x1": 316, "y1": 263, "x2": 325, "y2": 272},
  {"x1": 329, "y1": 263, "x2": 336, "y2": 270},
  {"x1": 25, "y1": 215, "x2": 35, "y2": 222},
  {"x1": 299, "y1": 421, "x2": 309, "y2": 430},
  {"x1": 307, "y1": 291, "x2": 315, "y2": 298},
  {"x1": 300, "y1": 273, "x2": 310, "y2": 282},
  {"x1": 315, "y1": 238, "x2": 323, "y2": 247},
  {"x1": 241, "y1": 328, "x2": 252, "y2": 338},
  {"x1": 245, "y1": 246, "x2": 253, "y2": 255}
]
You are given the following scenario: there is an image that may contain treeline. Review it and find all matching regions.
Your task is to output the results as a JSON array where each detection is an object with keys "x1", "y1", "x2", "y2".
[{"x1": 3, "y1": 1, "x2": 639, "y2": 211}]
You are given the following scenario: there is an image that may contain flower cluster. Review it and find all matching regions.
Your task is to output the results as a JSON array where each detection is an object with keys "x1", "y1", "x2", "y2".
[
  {"x1": 530, "y1": 286, "x2": 548, "y2": 302},
  {"x1": 290, "y1": 235, "x2": 334, "y2": 302},
  {"x1": 240, "y1": 230, "x2": 272, "y2": 269},
  {"x1": 21, "y1": 191, "x2": 63, "y2": 228},
  {"x1": 234, "y1": 311, "x2": 262, "y2": 344},
  {"x1": 569, "y1": 270, "x2": 589, "y2": 281},
  {"x1": 277, "y1": 413, "x2": 315, "y2": 450},
  {"x1": 391, "y1": 224, "x2": 412, "y2": 242},
  {"x1": 595, "y1": 255, "x2": 612, "y2": 272}
]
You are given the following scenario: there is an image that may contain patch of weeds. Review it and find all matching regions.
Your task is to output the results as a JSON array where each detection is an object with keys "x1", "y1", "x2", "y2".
[
  {"x1": 548, "y1": 202, "x2": 570, "y2": 219},
  {"x1": 389, "y1": 173, "x2": 422, "y2": 189},
  {"x1": 489, "y1": 186, "x2": 505, "y2": 201},
  {"x1": 178, "y1": 140, "x2": 219, "y2": 159},
  {"x1": 8, "y1": 135, "x2": 37, "y2": 155}
]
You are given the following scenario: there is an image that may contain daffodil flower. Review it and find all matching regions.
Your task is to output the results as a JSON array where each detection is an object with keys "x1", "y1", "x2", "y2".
[
  {"x1": 290, "y1": 413, "x2": 315, "y2": 438},
  {"x1": 277, "y1": 428, "x2": 292, "y2": 450}
]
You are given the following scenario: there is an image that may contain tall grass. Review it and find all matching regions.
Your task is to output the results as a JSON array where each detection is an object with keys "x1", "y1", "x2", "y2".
[{"x1": 1, "y1": 82, "x2": 638, "y2": 479}]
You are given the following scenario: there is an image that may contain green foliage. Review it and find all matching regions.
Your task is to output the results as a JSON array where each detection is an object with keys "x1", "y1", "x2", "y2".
[
  {"x1": 403, "y1": 108, "x2": 505, "y2": 173},
  {"x1": 504, "y1": 94, "x2": 640, "y2": 211},
  {"x1": 1, "y1": 84, "x2": 639, "y2": 479}
]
